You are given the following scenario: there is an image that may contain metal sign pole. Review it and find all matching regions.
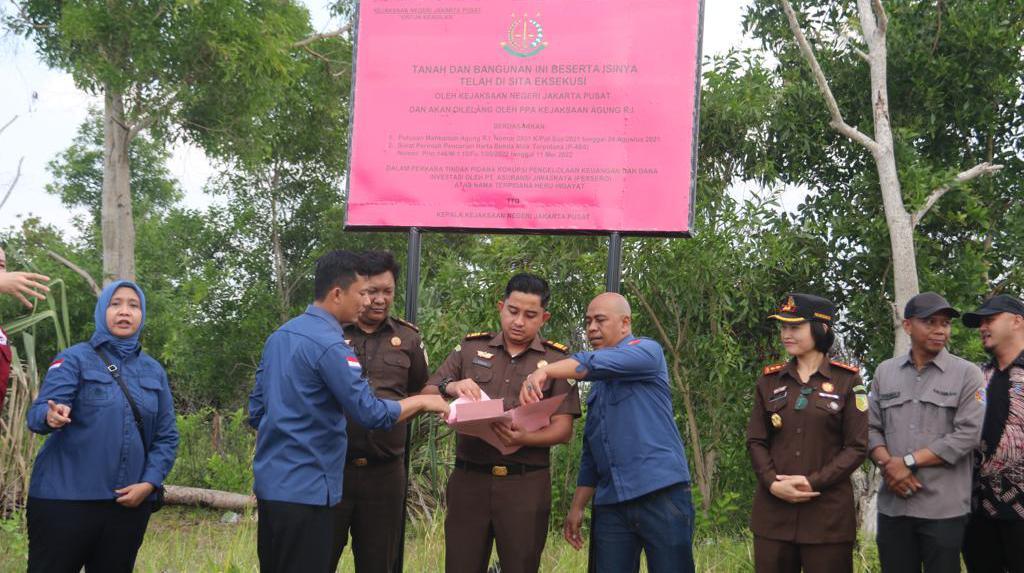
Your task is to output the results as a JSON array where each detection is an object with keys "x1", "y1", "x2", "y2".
[
  {"x1": 395, "y1": 227, "x2": 421, "y2": 573},
  {"x1": 605, "y1": 232, "x2": 623, "y2": 293}
]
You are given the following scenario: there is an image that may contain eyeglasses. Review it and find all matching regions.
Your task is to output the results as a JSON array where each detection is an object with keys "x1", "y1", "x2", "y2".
[{"x1": 795, "y1": 386, "x2": 813, "y2": 411}]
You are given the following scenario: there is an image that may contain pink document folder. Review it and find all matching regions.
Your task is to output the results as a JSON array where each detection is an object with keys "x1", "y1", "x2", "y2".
[{"x1": 447, "y1": 391, "x2": 569, "y2": 455}]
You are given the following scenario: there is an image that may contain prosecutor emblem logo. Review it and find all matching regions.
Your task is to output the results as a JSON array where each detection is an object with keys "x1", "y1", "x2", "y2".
[{"x1": 502, "y1": 12, "x2": 547, "y2": 58}]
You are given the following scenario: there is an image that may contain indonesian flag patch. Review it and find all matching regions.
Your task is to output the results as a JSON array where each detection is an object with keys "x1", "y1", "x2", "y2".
[
  {"x1": 346, "y1": 356, "x2": 362, "y2": 371},
  {"x1": 48, "y1": 359, "x2": 64, "y2": 370}
]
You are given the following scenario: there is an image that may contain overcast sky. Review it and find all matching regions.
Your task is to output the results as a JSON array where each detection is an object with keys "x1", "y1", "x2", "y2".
[{"x1": 0, "y1": 1, "x2": 767, "y2": 239}]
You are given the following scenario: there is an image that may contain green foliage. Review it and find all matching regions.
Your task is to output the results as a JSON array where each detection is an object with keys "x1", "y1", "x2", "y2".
[{"x1": 167, "y1": 409, "x2": 254, "y2": 494}]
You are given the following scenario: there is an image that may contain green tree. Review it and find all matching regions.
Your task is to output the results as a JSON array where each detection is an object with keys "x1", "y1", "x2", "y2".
[{"x1": 8, "y1": 0, "x2": 311, "y2": 282}]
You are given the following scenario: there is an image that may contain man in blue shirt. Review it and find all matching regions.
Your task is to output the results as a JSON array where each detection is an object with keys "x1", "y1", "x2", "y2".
[
  {"x1": 248, "y1": 250, "x2": 449, "y2": 573},
  {"x1": 521, "y1": 292, "x2": 694, "y2": 572}
]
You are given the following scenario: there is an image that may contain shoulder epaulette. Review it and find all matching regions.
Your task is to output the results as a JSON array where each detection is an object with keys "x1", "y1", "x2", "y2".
[
  {"x1": 762, "y1": 363, "x2": 786, "y2": 376},
  {"x1": 831, "y1": 360, "x2": 859, "y2": 373},
  {"x1": 544, "y1": 340, "x2": 570, "y2": 354},
  {"x1": 392, "y1": 316, "x2": 419, "y2": 332},
  {"x1": 464, "y1": 332, "x2": 492, "y2": 340}
]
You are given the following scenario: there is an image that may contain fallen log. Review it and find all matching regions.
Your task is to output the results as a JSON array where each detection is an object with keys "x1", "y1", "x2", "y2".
[{"x1": 163, "y1": 484, "x2": 255, "y2": 511}]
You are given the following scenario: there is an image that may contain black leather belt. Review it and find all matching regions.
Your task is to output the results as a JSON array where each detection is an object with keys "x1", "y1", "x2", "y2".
[{"x1": 455, "y1": 459, "x2": 548, "y2": 477}]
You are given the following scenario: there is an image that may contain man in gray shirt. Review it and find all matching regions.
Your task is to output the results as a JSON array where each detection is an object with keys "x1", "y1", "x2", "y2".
[{"x1": 869, "y1": 292, "x2": 985, "y2": 573}]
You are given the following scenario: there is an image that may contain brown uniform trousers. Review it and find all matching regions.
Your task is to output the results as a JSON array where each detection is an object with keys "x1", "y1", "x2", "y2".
[
  {"x1": 333, "y1": 317, "x2": 429, "y2": 573},
  {"x1": 429, "y1": 332, "x2": 581, "y2": 573},
  {"x1": 746, "y1": 359, "x2": 869, "y2": 573}
]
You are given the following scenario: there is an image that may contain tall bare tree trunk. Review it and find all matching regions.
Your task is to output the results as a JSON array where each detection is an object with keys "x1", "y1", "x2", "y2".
[
  {"x1": 780, "y1": 0, "x2": 1003, "y2": 535},
  {"x1": 102, "y1": 87, "x2": 136, "y2": 283},
  {"x1": 269, "y1": 178, "x2": 290, "y2": 323}
]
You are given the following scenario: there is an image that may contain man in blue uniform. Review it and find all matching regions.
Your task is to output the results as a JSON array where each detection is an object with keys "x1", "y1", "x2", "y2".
[
  {"x1": 248, "y1": 250, "x2": 449, "y2": 573},
  {"x1": 521, "y1": 292, "x2": 694, "y2": 573}
]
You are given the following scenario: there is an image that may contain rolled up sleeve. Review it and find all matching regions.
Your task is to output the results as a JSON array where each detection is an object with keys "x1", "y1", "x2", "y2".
[
  {"x1": 927, "y1": 365, "x2": 984, "y2": 464},
  {"x1": 571, "y1": 341, "x2": 661, "y2": 382}
]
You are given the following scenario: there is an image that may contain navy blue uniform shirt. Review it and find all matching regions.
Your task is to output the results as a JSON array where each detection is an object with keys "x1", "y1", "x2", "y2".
[
  {"x1": 27, "y1": 340, "x2": 179, "y2": 501},
  {"x1": 574, "y1": 335, "x2": 691, "y2": 505},
  {"x1": 249, "y1": 305, "x2": 401, "y2": 506}
]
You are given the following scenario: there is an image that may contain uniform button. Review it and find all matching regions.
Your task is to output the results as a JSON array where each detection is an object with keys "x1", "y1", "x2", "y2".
[
  {"x1": 910, "y1": 425, "x2": 915, "y2": 429},
  {"x1": 796, "y1": 428, "x2": 802, "y2": 434},
  {"x1": 795, "y1": 451, "x2": 801, "y2": 457}
]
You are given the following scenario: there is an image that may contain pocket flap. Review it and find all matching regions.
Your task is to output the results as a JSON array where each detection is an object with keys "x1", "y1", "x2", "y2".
[
  {"x1": 139, "y1": 377, "x2": 163, "y2": 390},
  {"x1": 81, "y1": 369, "x2": 114, "y2": 384},
  {"x1": 383, "y1": 352, "x2": 411, "y2": 369}
]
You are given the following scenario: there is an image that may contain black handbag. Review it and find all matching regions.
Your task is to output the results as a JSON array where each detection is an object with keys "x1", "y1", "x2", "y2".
[{"x1": 95, "y1": 348, "x2": 165, "y2": 512}]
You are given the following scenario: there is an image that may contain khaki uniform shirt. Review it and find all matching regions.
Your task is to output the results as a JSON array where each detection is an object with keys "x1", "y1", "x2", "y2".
[
  {"x1": 868, "y1": 349, "x2": 985, "y2": 519},
  {"x1": 428, "y1": 332, "x2": 581, "y2": 466},
  {"x1": 747, "y1": 359, "x2": 869, "y2": 543},
  {"x1": 343, "y1": 317, "x2": 429, "y2": 460}
]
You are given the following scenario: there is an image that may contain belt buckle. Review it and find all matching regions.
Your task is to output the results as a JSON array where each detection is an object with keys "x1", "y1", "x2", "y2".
[
  {"x1": 353, "y1": 458, "x2": 369, "y2": 467},
  {"x1": 491, "y1": 465, "x2": 509, "y2": 477}
]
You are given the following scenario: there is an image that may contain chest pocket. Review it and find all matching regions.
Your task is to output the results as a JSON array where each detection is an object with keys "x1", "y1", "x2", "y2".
[
  {"x1": 136, "y1": 376, "x2": 163, "y2": 415},
  {"x1": 765, "y1": 395, "x2": 787, "y2": 413},
  {"x1": 79, "y1": 369, "x2": 114, "y2": 404},
  {"x1": 467, "y1": 358, "x2": 494, "y2": 385},
  {"x1": 920, "y1": 387, "x2": 958, "y2": 435},
  {"x1": 609, "y1": 385, "x2": 635, "y2": 404},
  {"x1": 814, "y1": 398, "x2": 844, "y2": 415},
  {"x1": 383, "y1": 352, "x2": 411, "y2": 370}
]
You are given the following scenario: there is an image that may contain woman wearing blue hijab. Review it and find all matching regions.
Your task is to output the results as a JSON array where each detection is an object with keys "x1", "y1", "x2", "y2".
[{"x1": 26, "y1": 280, "x2": 179, "y2": 572}]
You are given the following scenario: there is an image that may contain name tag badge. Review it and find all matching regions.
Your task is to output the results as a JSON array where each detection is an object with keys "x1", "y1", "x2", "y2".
[
  {"x1": 773, "y1": 386, "x2": 787, "y2": 395},
  {"x1": 818, "y1": 392, "x2": 840, "y2": 400},
  {"x1": 769, "y1": 392, "x2": 788, "y2": 403},
  {"x1": 879, "y1": 391, "x2": 900, "y2": 401},
  {"x1": 472, "y1": 358, "x2": 492, "y2": 368}
]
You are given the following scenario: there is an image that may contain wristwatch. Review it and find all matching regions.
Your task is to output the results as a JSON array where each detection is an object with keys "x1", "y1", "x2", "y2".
[
  {"x1": 438, "y1": 377, "x2": 454, "y2": 399},
  {"x1": 903, "y1": 453, "x2": 918, "y2": 473}
]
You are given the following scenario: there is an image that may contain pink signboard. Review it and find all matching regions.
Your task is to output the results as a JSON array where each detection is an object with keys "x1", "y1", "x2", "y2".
[{"x1": 346, "y1": 0, "x2": 704, "y2": 235}]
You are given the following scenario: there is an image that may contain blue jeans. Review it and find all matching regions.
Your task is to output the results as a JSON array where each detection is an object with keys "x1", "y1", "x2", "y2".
[{"x1": 590, "y1": 482, "x2": 695, "y2": 573}]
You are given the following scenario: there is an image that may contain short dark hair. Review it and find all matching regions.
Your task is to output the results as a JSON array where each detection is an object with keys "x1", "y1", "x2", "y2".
[
  {"x1": 504, "y1": 273, "x2": 551, "y2": 308},
  {"x1": 314, "y1": 250, "x2": 368, "y2": 300},
  {"x1": 361, "y1": 250, "x2": 400, "y2": 282},
  {"x1": 811, "y1": 321, "x2": 835, "y2": 354}
]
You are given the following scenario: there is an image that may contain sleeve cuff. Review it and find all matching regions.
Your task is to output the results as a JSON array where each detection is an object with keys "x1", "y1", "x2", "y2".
[
  {"x1": 577, "y1": 470, "x2": 597, "y2": 488},
  {"x1": 926, "y1": 440, "x2": 960, "y2": 465},
  {"x1": 868, "y1": 433, "x2": 887, "y2": 451},
  {"x1": 760, "y1": 470, "x2": 777, "y2": 490},
  {"x1": 386, "y1": 399, "x2": 402, "y2": 425},
  {"x1": 142, "y1": 469, "x2": 165, "y2": 490}
]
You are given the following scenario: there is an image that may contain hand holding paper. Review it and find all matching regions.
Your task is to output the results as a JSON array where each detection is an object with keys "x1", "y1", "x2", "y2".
[{"x1": 446, "y1": 391, "x2": 568, "y2": 455}]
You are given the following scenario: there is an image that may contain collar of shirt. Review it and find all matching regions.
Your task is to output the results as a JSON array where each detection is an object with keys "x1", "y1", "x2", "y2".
[
  {"x1": 986, "y1": 348, "x2": 1024, "y2": 373},
  {"x1": 487, "y1": 331, "x2": 546, "y2": 355},
  {"x1": 900, "y1": 347, "x2": 951, "y2": 372},
  {"x1": 779, "y1": 357, "x2": 833, "y2": 383},
  {"x1": 345, "y1": 317, "x2": 397, "y2": 337},
  {"x1": 305, "y1": 304, "x2": 344, "y2": 335}
]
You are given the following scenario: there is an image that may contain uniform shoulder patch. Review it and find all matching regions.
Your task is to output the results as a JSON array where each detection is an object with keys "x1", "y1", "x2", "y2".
[
  {"x1": 762, "y1": 363, "x2": 785, "y2": 376},
  {"x1": 464, "y1": 332, "x2": 493, "y2": 340},
  {"x1": 830, "y1": 360, "x2": 859, "y2": 373},
  {"x1": 392, "y1": 316, "x2": 419, "y2": 332},
  {"x1": 543, "y1": 340, "x2": 569, "y2": 354}
]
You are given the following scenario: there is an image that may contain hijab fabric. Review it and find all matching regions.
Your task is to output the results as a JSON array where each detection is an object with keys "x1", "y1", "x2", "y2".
[{"x1": 89, "y1": 280, "x2": 146, "y2": 359}]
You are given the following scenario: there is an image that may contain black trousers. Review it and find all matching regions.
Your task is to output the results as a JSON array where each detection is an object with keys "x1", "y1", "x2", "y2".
[
  {"x1": 27, "y1": 497, "x2": 152, "y2": 573},
  {"x1": 963, "y1": 513, "x2": 1024, "y2": 573},
  {"x1": 258, "y1": 498, "x2": 344, "y2": 573},
  {"x1": 332, "y1": 458, "x2": 406, "y2": 573},
  {"x1": 876, "y1": 513, "x2": 968, "y2": 573}
]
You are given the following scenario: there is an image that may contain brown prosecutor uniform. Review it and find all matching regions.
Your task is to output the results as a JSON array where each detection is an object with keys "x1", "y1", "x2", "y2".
[
  {"x1": 747, "y1": 359, "x2": 869, "y2": 573},
  {"x1": 333, "y1": 317, "x2": 429, "y2": 573},
  {"x1": 429, "y1": 332, "x2": 581, "y2": 573}
]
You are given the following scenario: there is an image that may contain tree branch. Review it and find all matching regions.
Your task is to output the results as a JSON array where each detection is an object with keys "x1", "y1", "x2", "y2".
[
  {"x1": 127, "y1": 113, "x2": 156, "y2": 142},
  {"x1": 912, "y1": 161, "x2": 1004, "y2": 227},
  {"x1": 0, "y1": 156, "x2": 23, "y2": 212},
  {"x1": 0, "y1": 115, "x2": 17, "y2": 137},
  {"x1": 871, "y1": 0, "x2": 889, "y2": 34},
  {"x1": 45, "y1": 249, "x2": 102, "y2": 296},
  {"x1": 293, "y1": 24, "x2": 352, "y2": 48},
  {"x1": 779, "y1": 0, "x2": 880, "y2": 154}
]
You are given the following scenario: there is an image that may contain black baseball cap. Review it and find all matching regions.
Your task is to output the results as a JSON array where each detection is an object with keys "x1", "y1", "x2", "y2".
[
  {"x1": 904, "y1": 292, "x2": 959, "y2": 320},
  {"x1": 962, "y1": 294, "x2": 1024, "y2": 328},
  {"x1": 768, "y1": 293, "x2": 835, "y2": 324}
]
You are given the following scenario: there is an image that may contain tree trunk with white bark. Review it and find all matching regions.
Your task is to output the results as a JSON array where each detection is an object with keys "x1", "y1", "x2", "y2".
[{"x1": 102, "y1": 87, "x2": 136, "y2": 284}]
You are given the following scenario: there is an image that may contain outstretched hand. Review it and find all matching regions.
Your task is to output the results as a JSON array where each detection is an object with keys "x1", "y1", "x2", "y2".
[{"x1": 0, "y1": 271, "x2": 50, "y2": 308}]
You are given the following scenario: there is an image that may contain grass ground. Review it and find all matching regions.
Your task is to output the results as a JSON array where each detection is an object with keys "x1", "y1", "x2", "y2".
[{"x1": 0, "y1": 507, "x2": 882, "y2": 572}]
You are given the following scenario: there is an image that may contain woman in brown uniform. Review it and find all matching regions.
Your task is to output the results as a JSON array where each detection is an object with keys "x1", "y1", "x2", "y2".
[{"x1": 746, "y1": 293, "x2": 869, "y2": 573}]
